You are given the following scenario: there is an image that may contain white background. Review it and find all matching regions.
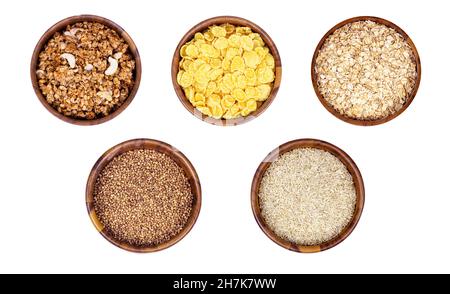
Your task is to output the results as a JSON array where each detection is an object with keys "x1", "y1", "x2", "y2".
[{"x1": 0, "y1": 0, "x2": 449, "y2": 274}]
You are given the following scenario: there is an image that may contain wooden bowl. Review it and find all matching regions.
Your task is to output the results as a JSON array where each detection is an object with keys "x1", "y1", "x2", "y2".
[
  {"x1": 311, "y1": 16, "x2": 421, "y2": 126},
  {"x1": 171, "y1": 16, "x2": 282, "y2": 126},
  {"x1": 251, "y1": 139, "x2": 365, "y2": 253},
  {"x1": 86, "y1": 139, "x2": 201, "y2": 253},
  {"x1": 31, "y1": 15, "x2": 142, "y2": 126}
]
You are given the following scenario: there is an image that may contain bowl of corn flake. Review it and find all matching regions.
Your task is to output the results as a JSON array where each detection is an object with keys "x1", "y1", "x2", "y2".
[
  {"x1": 312, "y1": 16, "x2": 421, "y2": 126},
  {"x1": 172, "y1": 16, "x2": 281, "y2": 126},
  {"x1": 31, "y1": 15, "x2": 141, "y2": 125}
]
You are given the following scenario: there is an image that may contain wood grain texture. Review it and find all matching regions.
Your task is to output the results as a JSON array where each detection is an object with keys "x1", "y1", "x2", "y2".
[
  {"x1": 251, "y1": 139, "x2": 365, "y2": 253},
  {"x1": 311, "y1": 16, "x2": 421, "y2": 126},
  {"x1": 86, "y1": 139, "x2": 202, "y2": 253},
  {"x1": 30, "y1": 15, "x2": 142, "y2": 126},
  {"x1": 171, "y1": 16, "x2": 282, "y2": 126}
]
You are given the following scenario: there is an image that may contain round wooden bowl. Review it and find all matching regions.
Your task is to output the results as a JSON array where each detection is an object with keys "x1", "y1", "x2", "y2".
[
  {"x1": 311, "y1": 16, "x2": 421, "y2": 126},
  {"x1": 251, "y1": 139, "x2": 365, "y2": 253},
  {"x1": 31, "y1": 15, "x2": 142, "y2": 126},
  {"x1": 171, "y1": 16, "x2": 282, "y2": 126},
  {"x1": 86, "y1": 139, "x2": 201, "y2": 253}
]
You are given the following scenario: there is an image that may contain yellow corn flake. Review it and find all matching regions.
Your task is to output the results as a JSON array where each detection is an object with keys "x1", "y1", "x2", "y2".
[
  {"x1": 253, "y1": 36, "x2": 265, "y2": 48},
  {"x1": 209, "y1": 68, "x2": 223, "y2": 81},
  {"x1": 181, "y1": 59, "x2": 192, "y2": 71},
  {"x1": 222, "y1": 58, "x2": 231, "y2": 71},
  {"x1": 232, "y1": 88, "x2": 246, "y2": 102},
  {"x1": 245, "y1": 86, "x2": 258, "y2": 100},
  {"x1": 237, "y1": 100, "x2": 247, "y2": 109},
  {"x1": 210, "y1": 58, "x2": 222, "y2": 69},
  {"x1": 240, "y1": 35, "x2": 254, "y2": 51},
  {"x1": 230, "y1": 103, "x2": 240, "y2": 115},
  {"x1": 221, "y1": 95, "x2": 235, "y2": 109},
  {"x1": 246, "y1": 99, "x2": 257, "y2": 111},
  {"x1": 244, "y1": 68, "x2": 256, "y2": 81},
  {"x1": 189, "y1": 59, "x2": 205, "y2": 72},
  {"x1": 178, "y1": 24, "x2": 275, "y2": 119},
  {"x1": 193, "y1": 101, "x2": 205, "y2": 107},
  {"x1": 236, "y1": 74, "x2": 247, "y2": 89},
  {"x1": 197, "y1": 106, "x2": 212, "y2": 116},
  {"x1": 184, "y1": 86, "x2": 195, "y2": 102},
  {"x1": 193, "y1": 93, "x2": 205, "y2": 103},
  {"x1": 257, "y1": 67, "x2": 275, "y2": 84},
  {"x1": 210, "y1": 26, "x2": 227, "y2": 37},
  {"x1": 177, "y1": 70, "x2": 184, "y2": 84},
  {"x1": 180, "y1": 45, "x2": 188, "y2": 57},
  {"x1": 236, "y1": 26, "x2": 252, "y2": 35},
  {"x1": 218, "y1": 80, "x2": 230, "y2": 94},
  {"x1": 194, "y1": 32, "x2": 204, "y2": 40},
  {"x1": 210, "y1": 104, "x2": 224, "y2": 119},
  {"x1": 198, "y1": 63, "x2": 211, "y2": 73},
  {"x1": 241, "y1": 108, "x2": 251, "y2": 117},
  {"x1": 225, "y1": 47, "x2": 240, "y2": 59},
  {"x1": 198, "y1": 56, "x2": 210, "y2": 65},
  {"x1": 206, "y1": 81, "x2": 217, "y2": 96},
  {"x1": 223, "y1": 110, "x2": 235, "y2": 120},
  {"x1": 213, "y1": 37, "x2": 228, "y2": 50},
  {"x1": 206, "y1": 94, "x2": 221, "y2": 107},
  {"x1": 204, "y1": 31, "x2": 214, "y2": 41},
  {"x1": 255, "y1": 47, "x2": 269, "y2": 59},
  {"x1": 222, "y1": 23, "x2": 235, "y2": 35},
  {"x1": 195, "y1": 70, "x2": 209, "y2": 85},
  {"x1": 194, "y1": 81, "x2": 207, "y2": 93},
  {"x1": 256, "y1": 84, "x2": 271, "y2": 101},
  {"x1": 179, "y1": 71, "x2": 194, "y2": 88},
  {"x1": 243, "y1": 51, "x2": 261, "y2": 68},
  {"x1": 228, "y1": 34, "x2": 241, "y2": 47},
  {"x1": 186, "y1": 44, "x2": 199, "y2": 58},
  {"x1": 194, "y1": 39, "x2": 206, "y2": 47},
  {"x1": 265, "y1": 54, "x2": 275, "y2": 69},
  {"x1": 200, "y1": 44, "x2": 219, "y2": 58},
  {"x1": 230, "y1": 56, "x2": 245, "y2": 72}
]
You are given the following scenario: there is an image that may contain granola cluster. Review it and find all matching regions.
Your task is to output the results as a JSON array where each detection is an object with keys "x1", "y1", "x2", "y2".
[
  {"x1": 37, "y1": 22, "x2": 136, "y2": 120},
  {"x1": 314, "y1": 21, "x2": 417, "y2": 120}
]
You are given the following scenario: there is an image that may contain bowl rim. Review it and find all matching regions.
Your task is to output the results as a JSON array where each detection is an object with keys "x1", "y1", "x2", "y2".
[
  {"x1": 85, "y1": 138, "x2": 202, "y2": 253},
  {"x1": 251, "y1": 138, "x2": 365, "y2": 253},
  {"x1": 171, "y1": 15, "x2": 282, "y2": 127},
  {"x1": 30, "y1": 14, "x2": 142, "y2": 126},
  {"x1": 311, "y1": 16, "x2": 422, "y2": 126}
]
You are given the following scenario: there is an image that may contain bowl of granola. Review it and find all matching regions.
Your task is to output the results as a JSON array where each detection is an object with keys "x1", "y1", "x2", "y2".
[
  {"x1": 31, "y1": 15, "x2": 141, "y2": 125},
  {"x1": 311, "y1": 16, "x2": 421, "y2": 126}
]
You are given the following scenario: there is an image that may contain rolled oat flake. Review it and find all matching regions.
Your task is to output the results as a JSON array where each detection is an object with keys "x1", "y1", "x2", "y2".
[{"x1": 315, "y1": 20, "x2": 417, "y2": 120}]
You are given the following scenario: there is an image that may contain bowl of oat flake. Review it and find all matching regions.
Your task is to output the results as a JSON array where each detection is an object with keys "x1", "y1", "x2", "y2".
[
  {"x1": 312, "y1": 16, "x2": 421, "y2": 126},
  {"x1": 251, "y1": 139, "x2": 365, "y2": 252},
  {"x1": 31, "y1": 15, "x2": 141, "y2": 125}
]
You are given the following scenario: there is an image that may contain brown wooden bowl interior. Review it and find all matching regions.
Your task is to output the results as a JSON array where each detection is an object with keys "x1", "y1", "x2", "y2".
[
  {"x1": 251, "y1": 139, "x2": 365, "y2": 253},
  {"x1": 171, "y1": 16, "x2": 282, "y2": 126},
  {"x1": 31, "y1": 15, "x2": 142, "y2": 126},
  {"x1": 86, "y1": 139, "x2": 202, "y2": 253},
  {"x1": 311, "y1": 16, "x2": 421, "y2": 126}
]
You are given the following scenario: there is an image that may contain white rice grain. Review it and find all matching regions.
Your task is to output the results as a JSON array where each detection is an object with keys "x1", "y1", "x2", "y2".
[{"x1": 259, "y1": 148, "x2": 356, "y2": 245}]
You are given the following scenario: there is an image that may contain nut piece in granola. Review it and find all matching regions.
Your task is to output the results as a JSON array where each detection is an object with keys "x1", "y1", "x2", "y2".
[
  {"x1": 37, "y1": 22, "x2": 136, "y2": 120},
  {"x1": 314, "y1": 20, "x2": 417, "y2": 121}
]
